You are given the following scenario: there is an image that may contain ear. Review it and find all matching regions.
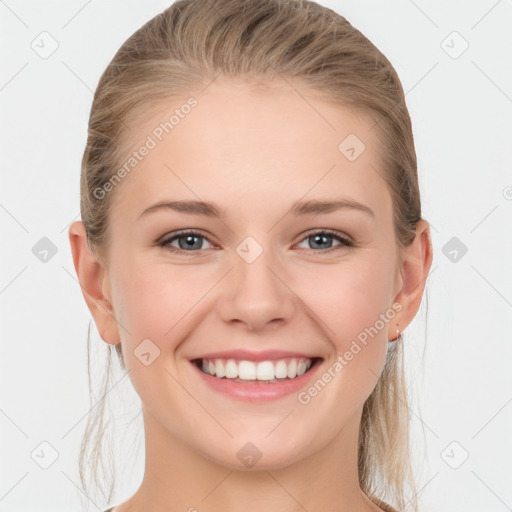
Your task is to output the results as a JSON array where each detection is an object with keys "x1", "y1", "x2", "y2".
[
  {"x1": 388, "y1": 219, "x2": 433, "y2": 341},
  {"x1": 68, "y1": 221, "x2": 121, "y2": 345}
]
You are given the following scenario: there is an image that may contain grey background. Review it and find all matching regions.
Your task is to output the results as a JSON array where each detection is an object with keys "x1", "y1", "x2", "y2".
[{"x1": 1, "y1": 0, "x2": 511, "y2": 511}]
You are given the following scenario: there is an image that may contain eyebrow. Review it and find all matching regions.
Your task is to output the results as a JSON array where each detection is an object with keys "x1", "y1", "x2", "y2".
[{"x1": 137, "y1": 198, "x2": 374, "y2": 220}]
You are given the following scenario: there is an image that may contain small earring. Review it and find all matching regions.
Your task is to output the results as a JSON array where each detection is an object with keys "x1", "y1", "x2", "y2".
[{"x1": 389, "y1": 327, "x2": 401, "y2": 342}]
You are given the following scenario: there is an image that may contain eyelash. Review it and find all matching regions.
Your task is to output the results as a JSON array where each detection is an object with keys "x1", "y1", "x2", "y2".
[{"x1": 158, "y1": 229, "x2": 354, "y2": 256}]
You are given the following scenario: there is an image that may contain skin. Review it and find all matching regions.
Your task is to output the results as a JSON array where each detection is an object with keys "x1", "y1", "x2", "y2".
[{"x1": 69, "y1": 76, "x2": 432, "y2": 512}]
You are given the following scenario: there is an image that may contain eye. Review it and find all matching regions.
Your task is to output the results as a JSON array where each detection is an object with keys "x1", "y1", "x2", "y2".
[
  {"x1": 159, "y1": 229, "x2": 354, "y2": 256},
  {"x1": 295, "y1": 230, "x2": 354, "y2": 252},
  {"x1": 159, "y1": 230, "x2": 214, "y2": 254}
]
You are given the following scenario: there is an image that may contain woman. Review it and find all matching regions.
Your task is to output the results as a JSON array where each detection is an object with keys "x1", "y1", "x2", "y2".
[{"x1": 69, "y1": 0, "x2": 433, "y2": 510}]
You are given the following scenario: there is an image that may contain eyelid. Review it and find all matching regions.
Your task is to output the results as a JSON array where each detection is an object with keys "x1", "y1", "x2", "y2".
[
  {"x1": 158, "y1": 229, "x2": 216, "y2": 251},
  {"x1": 294, "y1": 229, "x2": 354, "y2": 252},
  {"x1": 298, "y1": 228, "x2": 353, "y2": 245},
  {"x1": 158, "y1": 228, "x2": 354, "y2": 255}
]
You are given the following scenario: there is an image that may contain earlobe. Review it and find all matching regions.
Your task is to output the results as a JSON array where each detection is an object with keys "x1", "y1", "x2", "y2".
[
  {"x1": 68, "y1": 221, "x2": 120, "y2": 345},
  {"x1": 388, "y1": 219, "x2": 433, "y2": 340}
]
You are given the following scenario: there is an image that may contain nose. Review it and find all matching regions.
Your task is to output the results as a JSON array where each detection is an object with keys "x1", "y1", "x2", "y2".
[{"x1": 217, "y1": 246, "x2": 297, "y2": 332}]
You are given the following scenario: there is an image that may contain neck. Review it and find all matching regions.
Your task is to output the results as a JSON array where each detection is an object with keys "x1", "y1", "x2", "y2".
[{"x1": 119, "y1": 405, "x2": 379, "y2": 512}]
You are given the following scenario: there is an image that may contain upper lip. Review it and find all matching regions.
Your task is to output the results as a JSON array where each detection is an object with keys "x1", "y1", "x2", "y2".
[{"x1": 191, "y1": 349, "x2": 321, "y2": 362}]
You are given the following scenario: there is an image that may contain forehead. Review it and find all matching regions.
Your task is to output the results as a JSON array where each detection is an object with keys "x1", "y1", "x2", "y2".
[{"x1": 111, "y1": 77, "x2": 392, "y2": 224}]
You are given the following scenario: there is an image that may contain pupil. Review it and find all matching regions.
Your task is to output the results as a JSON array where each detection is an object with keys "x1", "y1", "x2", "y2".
[
  {"x1": 181, "y1": 235, "x2": 200, "y2": 250},
  {"x1": 312, "y1": 234, "x2": 331, "y2": 249}
]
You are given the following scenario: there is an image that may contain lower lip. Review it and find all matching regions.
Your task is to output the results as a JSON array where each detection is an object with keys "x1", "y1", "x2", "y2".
[{"x1": 191, "y1": 359, "x2": 322, "y2": 402}]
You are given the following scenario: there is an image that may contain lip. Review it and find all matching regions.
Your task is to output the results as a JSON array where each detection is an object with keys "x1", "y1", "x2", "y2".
[
  {"x1": 190, "y1": 355, "x2": 323, "y2": 402},
  {"x1": 191, "y1": 349, "x2": 319, "y2": 362}
]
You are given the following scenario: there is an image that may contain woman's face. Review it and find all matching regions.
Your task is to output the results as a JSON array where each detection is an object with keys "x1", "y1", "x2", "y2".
[{"x1": 102, "y1": 77, "x2": 405, "y2": 470}]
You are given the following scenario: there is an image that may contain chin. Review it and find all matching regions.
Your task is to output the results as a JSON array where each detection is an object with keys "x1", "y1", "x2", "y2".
[{"x1": 200, "y1": 435, "x2": 311, "y2": 472}]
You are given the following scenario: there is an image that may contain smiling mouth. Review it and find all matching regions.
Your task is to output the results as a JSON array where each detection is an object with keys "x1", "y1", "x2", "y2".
[{"x1": 192, "y1": 357, "x2": 322, "y2": 384}]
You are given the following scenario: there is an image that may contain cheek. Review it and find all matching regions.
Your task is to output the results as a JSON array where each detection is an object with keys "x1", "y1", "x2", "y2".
[
  {"x1": 111, "y1": 257, "x2": 211, "y2": 353},
  {"x1": 296, "y1": 254, "x2": 396, "y2": 400},
  {"x1": 298, "y1": 254, "x2": 396, "y2": 347}
]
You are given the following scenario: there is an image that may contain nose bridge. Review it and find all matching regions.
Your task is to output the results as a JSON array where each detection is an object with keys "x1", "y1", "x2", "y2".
[{"x1": 218, "y1": 234, "x2": 296, "y2": 331}]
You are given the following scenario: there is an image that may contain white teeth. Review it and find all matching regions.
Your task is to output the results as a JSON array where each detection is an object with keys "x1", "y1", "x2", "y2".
[
  {"x1": 238, "y1": 360, "x2": 257, "y2": 380},
  {"x1": 215, "y1": 359, "x2": 225, "y2": 378},
  {"x1": 275, "y1": 360, "x2": 288, "y2": 379},
  {"x1": 199, "y1": 357, "x2": 314, "y2": 381},
  {"x1": 287, "y1": 359, "x2": 297, "y2": 378},
  {"x1": 256, "y1": 361, "x2": 274, "y2": 380},
  {"x1": 225, "y1": 359, "x2": 238, "y2": 378}
]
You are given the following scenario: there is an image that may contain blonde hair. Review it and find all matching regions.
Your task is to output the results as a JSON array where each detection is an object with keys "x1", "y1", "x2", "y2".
[{"x1": 78, "y1": 0, "x2": 425, "y2": 509}]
